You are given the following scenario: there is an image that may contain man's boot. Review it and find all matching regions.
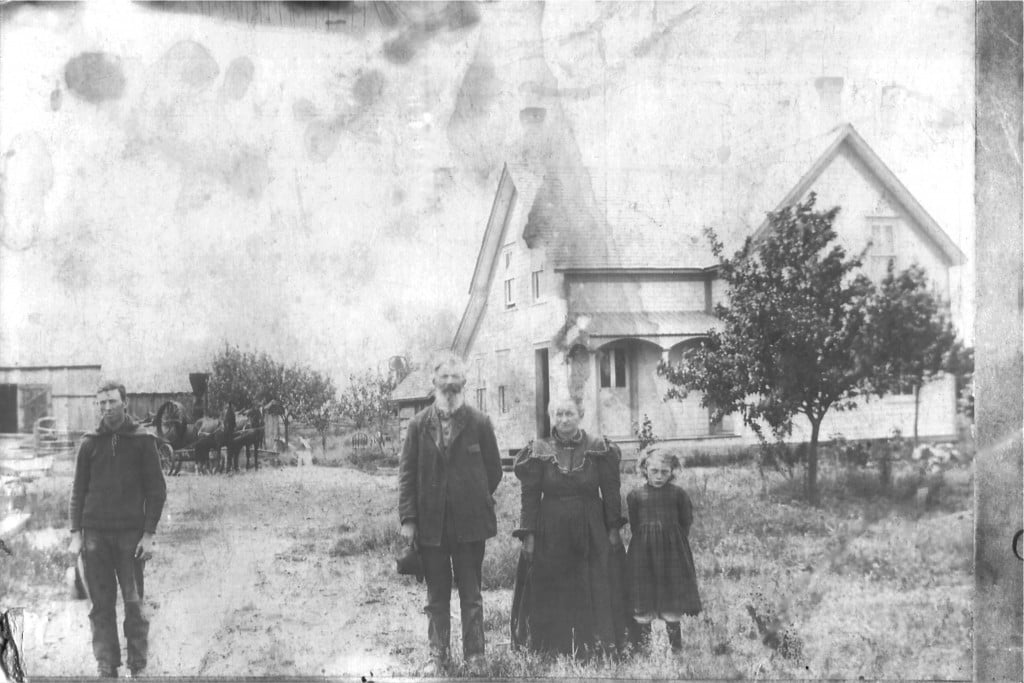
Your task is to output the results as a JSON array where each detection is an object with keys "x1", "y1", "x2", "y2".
[
  {"x1": 666, "y1": 621, "x2": 683, "y2": 653},
  {"x1": 97, "y1": 663, "x2": 118, "y2": 678}
]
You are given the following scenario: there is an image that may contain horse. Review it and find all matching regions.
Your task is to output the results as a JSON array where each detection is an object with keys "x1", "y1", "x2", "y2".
[{"x1": 226, "y1": 407, "x2": 265, "y2": 472}]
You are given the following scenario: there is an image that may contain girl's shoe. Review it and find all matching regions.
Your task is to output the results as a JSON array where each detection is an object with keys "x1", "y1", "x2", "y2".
[{"x1": 666, "y1": 621, "x2": 682, "y2": 653}]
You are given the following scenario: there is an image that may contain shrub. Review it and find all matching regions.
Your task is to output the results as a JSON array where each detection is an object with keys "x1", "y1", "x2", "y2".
[{"x1": 347, "y1": 447, "x2": 399, "y2": 473}]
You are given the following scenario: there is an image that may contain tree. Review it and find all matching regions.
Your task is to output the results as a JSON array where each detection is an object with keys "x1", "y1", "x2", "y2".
[
  {"x1": 657, "y1": 194, "x2": 875, "y2": 504},
  {"x1": 289, "y1": 367, "x2": 337, "y2": 452},
  {"x1": 335, "y1": 370, "x2": 397, "y2": 453},
  {"x1": 864, "y1": 262, "x2": 967, "y2": 445},
  {"x1": 208, "y1": 345, "x2": 337, "y2": 449}
]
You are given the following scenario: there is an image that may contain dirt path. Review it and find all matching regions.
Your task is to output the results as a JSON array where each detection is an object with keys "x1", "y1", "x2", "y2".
[{"x1": 17, "y1": 467, "x2": 423, "y2": 678}]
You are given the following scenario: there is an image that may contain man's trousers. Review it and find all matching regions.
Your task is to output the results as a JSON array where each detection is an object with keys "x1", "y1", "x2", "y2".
[
  {"x1": 82, "y1": 529, "x2": 148, "y2": 672},
  {"x1": 419, "y1": 530, "x2": 485, "y2": 662}
]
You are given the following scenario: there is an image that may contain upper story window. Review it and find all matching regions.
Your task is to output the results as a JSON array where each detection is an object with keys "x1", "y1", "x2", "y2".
[
  {"x1": 531, "y1": 267, "x2": 543, "y2": 302},
  {"x1": 868, "y1": 220, "x2": 898, "y2": 280},
  {"x1": 503, "y1": 248, "x2": 515, "y2": 309},
  {"x1": 498, "y1": 385, "x2": 509, "y2": 414}
]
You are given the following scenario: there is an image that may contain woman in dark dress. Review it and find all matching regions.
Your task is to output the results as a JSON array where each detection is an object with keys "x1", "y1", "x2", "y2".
[{"x1": 510, "y1": 395, "x2": 628, "y2": 657}]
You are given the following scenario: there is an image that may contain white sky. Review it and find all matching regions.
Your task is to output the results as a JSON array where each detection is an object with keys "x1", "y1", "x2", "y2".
[{"x1": 0, "y1": 1, "x2": 975, "y2": 388}]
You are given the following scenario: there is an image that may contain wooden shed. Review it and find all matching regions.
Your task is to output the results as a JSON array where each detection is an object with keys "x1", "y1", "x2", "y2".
[
  {"x1": 0, "y1": 364, "x2": 103, "y2": 433},
  {"x1": 392, "y1": 368, "x2": 434, "y2": 444}
]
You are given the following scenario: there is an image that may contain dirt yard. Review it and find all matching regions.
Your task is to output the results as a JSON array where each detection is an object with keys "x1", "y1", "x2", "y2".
[{"x1": 4, "y1": 456, "x2": 973, "y2": 679}]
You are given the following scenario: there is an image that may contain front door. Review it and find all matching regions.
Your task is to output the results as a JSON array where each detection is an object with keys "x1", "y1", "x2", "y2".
[
  {"x1": 535, "y1": 348, "x2": 550, "y2": 438},
  {"x1": 597, "y1": 345, "x2": 632, "y2": 437}
]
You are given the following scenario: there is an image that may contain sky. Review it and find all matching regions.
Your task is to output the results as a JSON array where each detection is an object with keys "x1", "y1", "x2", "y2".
[{"x1": 0, "y1": 1, "x2": 975, "y2": 390}]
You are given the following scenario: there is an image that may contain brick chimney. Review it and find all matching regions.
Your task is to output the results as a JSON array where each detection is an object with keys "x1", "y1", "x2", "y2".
[{"x1": 814, "y1": 76, "x2": 845, "y2": 127}]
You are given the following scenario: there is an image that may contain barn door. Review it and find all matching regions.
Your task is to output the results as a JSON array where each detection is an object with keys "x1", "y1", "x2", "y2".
[
  {"x1": 0, "y1": 385, "x2": 17, "y2": 433},
  {"x1": 19, "y1": 384, "x2": 51, "y2": 433}
]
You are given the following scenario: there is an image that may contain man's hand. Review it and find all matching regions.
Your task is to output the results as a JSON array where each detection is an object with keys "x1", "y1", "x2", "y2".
[
  {"x1": 401, "y1": 521, "x2": 418, "y2": 547},
  {"x1": 69, "y1": 531, "x2": 83, "y2": 556},
  {"x1": 135, "y1": 532, "x2": 154, "y2": 561},
  {"x1": 608, "y1": 528, "x2": 622, "y2": 548},
  {"x1": 521, "y1": 533, "x2": 535, "y2": 559}
]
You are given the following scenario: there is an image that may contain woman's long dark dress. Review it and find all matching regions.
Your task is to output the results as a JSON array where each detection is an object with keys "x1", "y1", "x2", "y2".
[{"x1": 510, "y1": 431, "x2": 629, "y2": 656}]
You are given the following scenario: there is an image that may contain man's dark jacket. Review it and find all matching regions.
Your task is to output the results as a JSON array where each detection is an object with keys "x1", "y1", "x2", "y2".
[
  {"x1": 69, "y1": 417, "x2": 167, "y2": 534},
  {"x1": 398, "y1": 404, "x2": 503, "y2": 547}
]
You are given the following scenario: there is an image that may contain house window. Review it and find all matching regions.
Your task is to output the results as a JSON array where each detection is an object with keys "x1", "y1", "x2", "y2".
[
  {"x1": 599, "y1": 348, "x2": 627, "y2": 388},
  {"x1": 531, "y1": 268, "x2": 542, "y2": 301},
  {"x1": 503, "y1": 249, "x2": 516, "y2": 309},
  {"x1": 498, "y1": 386, "x2": 509, "y2": 413},
  {"x1": 476, "y1": 387, "x2": 487, "y2": 411},
  {"x1": 868, "y1": 222, "x2": 897, "y2": 279}
]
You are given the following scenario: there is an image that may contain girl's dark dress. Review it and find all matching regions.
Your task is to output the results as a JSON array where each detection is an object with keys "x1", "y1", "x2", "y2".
[
  {"x1": 510, "y1": 431, "x2": 629, "y2": 655},
  {"x1": 626, "y1": 483, "x2": 702, "y2": 618}
]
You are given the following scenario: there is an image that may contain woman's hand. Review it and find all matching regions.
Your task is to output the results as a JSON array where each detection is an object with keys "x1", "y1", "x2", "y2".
[
  {"x1": 521, "y1": 533, "x2": 535, "y2": 559},
  {"x1": 608, "y1": 528, "x2": 622, "y2": 548}
]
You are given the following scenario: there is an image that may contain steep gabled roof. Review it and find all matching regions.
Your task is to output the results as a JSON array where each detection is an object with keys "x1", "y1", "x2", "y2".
[
  {"x1": 451, "y1": 164, "x2": 536, "y2": 356},
  {"x1": 751, "y1": 123, "x2": 967, "y2": 265}
]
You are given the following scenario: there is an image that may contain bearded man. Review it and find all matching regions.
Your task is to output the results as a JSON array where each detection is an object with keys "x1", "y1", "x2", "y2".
[{"x1": 398, "y1": 355, "x2": 503, "y2": 674}]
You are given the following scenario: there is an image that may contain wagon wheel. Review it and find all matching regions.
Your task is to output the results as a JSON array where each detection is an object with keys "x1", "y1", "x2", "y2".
[{"x1": 158, "y1": 442, "x2": 174, "y2": 475}]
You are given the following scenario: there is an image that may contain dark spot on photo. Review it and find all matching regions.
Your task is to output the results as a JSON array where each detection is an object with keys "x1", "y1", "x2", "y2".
[
  {"x1": 64, "y1": 52, "x2": 126, "y2": 103},
  {"x1": 391, "y1": 187, "x2": 405, "y2": 205},
  {"x1": 305, "y1": 120, "x2": 341, "y2": 161},
  {"x1": 352, "y1": 70, "x2": 384, "y2": 107},
  {"x1": 445, "y1": 2, "x2": 480, "y2": 30},
  {"x1": 224, "y1": 146, "x2": 270, "y2": 199},
  {"x1": 451, "y1": 58, "x2": 497, "y2": 120},
  {"x1": 162, "y1": 40, "x2": 219, "y2": 90},
  {"x1": 293, "y1": 98, "x2": 319, "y2": 122},
  {"x1": 221, "y1": 56, "x2": 254, "y2": 100},
  {"x1": 383, "y1": 34, "x2": 417, "y2": 64}
]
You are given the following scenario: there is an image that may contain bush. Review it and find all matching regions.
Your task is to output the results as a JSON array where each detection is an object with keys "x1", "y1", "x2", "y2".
[{"x1": 347, "y1": 447, "x2": 399, "y2": 473}]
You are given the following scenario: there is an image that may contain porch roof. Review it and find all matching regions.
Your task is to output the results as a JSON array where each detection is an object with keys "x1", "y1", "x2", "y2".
[{"x1": 579, "y1": 311, "x2": 722, "y2": 338}]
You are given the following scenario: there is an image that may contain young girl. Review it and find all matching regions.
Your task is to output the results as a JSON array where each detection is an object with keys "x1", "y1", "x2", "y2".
[{"x1": 626, "y1": 448, "x2": 702, "y2": 653}]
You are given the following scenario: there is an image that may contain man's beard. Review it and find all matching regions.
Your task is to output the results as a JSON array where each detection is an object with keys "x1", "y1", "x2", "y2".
[{"x1": 435, "y1": 385, "x2": 464, "y2": 413}]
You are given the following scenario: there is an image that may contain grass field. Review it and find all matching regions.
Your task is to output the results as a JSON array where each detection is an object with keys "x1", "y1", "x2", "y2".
[{"x1": 2, "y1": 449, "x2": 972, "y2": 679}]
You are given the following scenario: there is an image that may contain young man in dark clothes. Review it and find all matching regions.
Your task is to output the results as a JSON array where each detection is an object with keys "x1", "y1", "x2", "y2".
[{"x1": 69, "y1": 380, "x2": 167, "y2": 679}]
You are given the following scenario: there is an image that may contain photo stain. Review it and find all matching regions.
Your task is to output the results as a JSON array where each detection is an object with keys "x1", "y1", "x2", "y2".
[
  {"x1": 161, "y1": 40, "x2": 219, "y2": 90},
  {"x1": 221, "y1": 56, "x2": 255, "y2": 100},
  {"x1": 224, "y1": 146, "x2": 271, "y2": 200},
  {"x1": 352, "y1": 70, "x2": 385, "y2": 108},
  {"x1": 293, "y1": 98, "x2": 319, "y2": 122},
  {"x1": 64, "y1": 52, "x2": 125, "y2": 103},
  {"x1": 383, "y1": 35, "x2": 416, "y2": 65},
  {"x1": 305, "y1": 119, "x2": 342, "y2": 162}
]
